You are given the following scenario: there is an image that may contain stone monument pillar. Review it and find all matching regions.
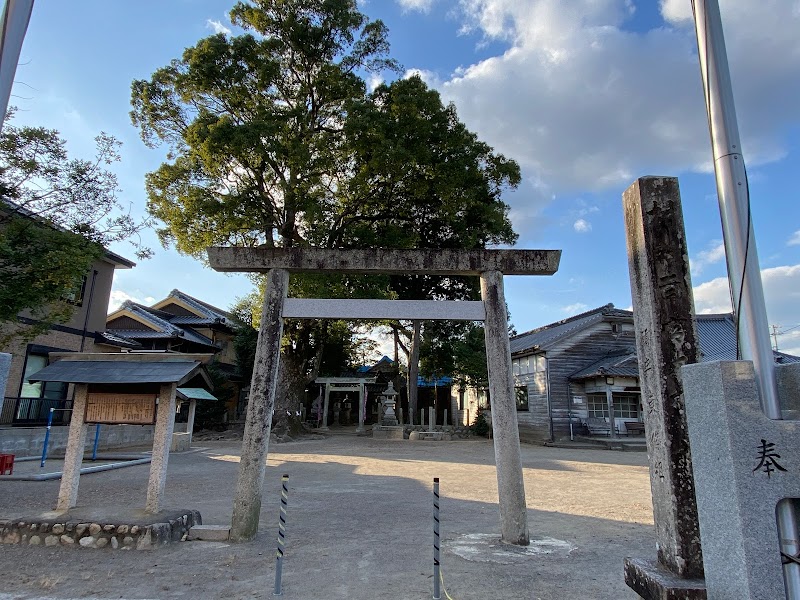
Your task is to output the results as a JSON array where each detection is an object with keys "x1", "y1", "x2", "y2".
[
  {"x1": 683, "y1": 361, "x2": 800, "y2": 599},
  {"x1": 622, "y1": 177, "x2": 705, "y2": 597}
]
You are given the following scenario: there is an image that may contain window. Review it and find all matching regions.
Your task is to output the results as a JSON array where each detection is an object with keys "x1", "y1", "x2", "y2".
[
  {"x1": 612, "y1": 394, "x2": 640, "y2": 419},
  {"x1": 515, "y1": 386, "x2": 528, "y2": 411},
  {"x1": 587, "y1": 393, "x2": 640, "y2": 419},
  {"x1": 63, "y1": 275, "x2": 88, "y2": 306},
  {"x1": 20, "y1": 352, "x2": 67, "y2": 400},
  {"x1": 512, "y1": 354, "x2": 545, "y2": 376},
  {"x1": 587, "y1": 394, "x2": 608, "y2": 418}
]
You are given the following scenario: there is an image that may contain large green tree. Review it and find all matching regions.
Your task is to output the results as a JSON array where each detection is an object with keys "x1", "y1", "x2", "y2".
[
  {"x1": 0, "y1": 110, "x2": 151, "y2": 343},
  {"x1": 130, "y1": 0, "x2": 519, "y2": 426}
]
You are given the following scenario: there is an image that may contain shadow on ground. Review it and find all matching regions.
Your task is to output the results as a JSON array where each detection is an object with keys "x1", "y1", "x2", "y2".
[{"x1": 0, "y1": 437, "x2": 653, "y2": 600}]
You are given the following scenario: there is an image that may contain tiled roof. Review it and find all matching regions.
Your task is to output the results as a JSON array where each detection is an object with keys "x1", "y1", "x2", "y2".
[
  {"x1": 695, "y1": 313, "x2": 737, "y2": 361},
  {"x1": 107, "y1": 301, "x2": 218, "y2": 349},
  {"x1": 95, "y1": 331, "x2": 142, "y2": 349},
  {"x1": 29, "y1": 360, "x2": 204, "y2": 385},
  {"x1": 510, "y1": 304, "x2": 624, "y2": 354},
  {"x1": 168, "y1": 289, "x2": 233, "y2": 322},
  {"x1": 559, "y1": 310, "x2": 799, "y2": 381},
  {"x1": 108, "y1": 329, "x2": 178, "y2": 339},
  {"x1": 570, "y1": 352, "x2": 640, "y2": 380},
  {"x1": 169, "y1": 315, "x2": 219, "y2": 326},
  {"x1": 418, "y1": 375, "x2": 453, "y2": 388}
]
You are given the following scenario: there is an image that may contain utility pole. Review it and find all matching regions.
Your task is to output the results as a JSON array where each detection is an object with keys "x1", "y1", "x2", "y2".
[{"x1": 772, "y1": 324, "x2": 780, "y2": 352}]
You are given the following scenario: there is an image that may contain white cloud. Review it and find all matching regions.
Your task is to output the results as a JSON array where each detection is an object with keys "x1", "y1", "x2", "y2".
[
  {"x1": 404, "y1": 68, "x2": 442, "y2": 87},
  {"x1": 397, "y1": 0, "x2": 436, "y2": 12},
  {"x1": 692, "y1": 277, "x2": 732, "y2": 314},
  {"x1": 659, "y1": 0, "x2": 692, "y2": 23},
  {"x1": 108, "y1": 289, "x2": 156, "y2": 313},
  {"x1": 562, "y1": 302, "x2": 588, "y2": 314},
  {"x1": 573, "y1": 219, "x2": 591, "y2": 233},
  {"x1": 691, "y1": 240, "x2": 726, "y2": 276},
  {"x1": 368, "y1": 74, "x2": 384, "y2": 92},
  {"x1": 206, "y1": 19, "x2": 231, "y2": 35},
  {"x1": 693, "y1": 264, "x2": 800, "y2": 355},
  {"x1": 431, "y1": 1, "x2": 800, "y2": 236},
  {"x1": 789, "y1": 230, "x2": 800, "y2": 246}
]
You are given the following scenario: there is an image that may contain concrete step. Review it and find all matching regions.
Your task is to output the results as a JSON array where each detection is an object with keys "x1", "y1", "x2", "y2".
[{"x1": 189, "y1": 525, "x2": 230, "y2": 541}]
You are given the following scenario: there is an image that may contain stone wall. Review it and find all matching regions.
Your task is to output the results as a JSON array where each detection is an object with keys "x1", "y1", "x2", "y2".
[
  {"x1": 0, "y1": 510, "x2": 200, "y2": 550},
  {"x1": 0, "y1": 424, "x2": 155, "y2": 455}
]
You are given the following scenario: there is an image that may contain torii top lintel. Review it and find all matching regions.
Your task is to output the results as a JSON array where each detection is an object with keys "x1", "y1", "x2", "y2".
[{"x1": 207, "y1": 247, "x2": 561, "y2": 276}]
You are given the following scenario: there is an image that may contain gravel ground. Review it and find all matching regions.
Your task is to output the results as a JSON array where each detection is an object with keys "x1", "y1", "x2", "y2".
[{"x1": 0, "y1": 436, "x2": 654, "y2": 599}]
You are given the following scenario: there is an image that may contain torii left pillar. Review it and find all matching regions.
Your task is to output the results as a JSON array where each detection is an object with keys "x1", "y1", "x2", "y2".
[{"x1": 230, "y1": 268, "x2": 288, "y2": 542}]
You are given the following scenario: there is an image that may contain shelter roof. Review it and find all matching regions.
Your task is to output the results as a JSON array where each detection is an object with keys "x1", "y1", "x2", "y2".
[
  {"x1": 28, "y1": 360, "x2": 208, "y2": 386},
  {"x1": 177, "y1": 387, "x2": 219, "y2": 401}
]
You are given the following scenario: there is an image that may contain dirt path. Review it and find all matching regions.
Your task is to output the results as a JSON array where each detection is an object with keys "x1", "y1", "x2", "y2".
[{"x1": 0, "y1": 437, "x2": 654, "y2": 599}]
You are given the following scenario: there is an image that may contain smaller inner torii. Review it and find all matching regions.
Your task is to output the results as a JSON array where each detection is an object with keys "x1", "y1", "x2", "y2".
[{"x1": 208, "y1": 247, "x2": 561, "y2": 546}]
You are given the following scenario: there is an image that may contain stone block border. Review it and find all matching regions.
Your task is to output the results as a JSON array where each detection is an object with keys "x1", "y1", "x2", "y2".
[
  {"x1": 0, "y1": 509, "x2": 201, "y2": 550},
  {"x1": 403, "y1": 425, "x2": 471, "y2": 439}
]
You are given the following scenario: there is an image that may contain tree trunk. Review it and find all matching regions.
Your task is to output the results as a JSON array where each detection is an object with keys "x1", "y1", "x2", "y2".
[
  {"x1": 272, "y1": 350, "x2": 307, "y2": 436},
  {"x1": 408, "y1": 320, "x2": 422, "y2": 426}
]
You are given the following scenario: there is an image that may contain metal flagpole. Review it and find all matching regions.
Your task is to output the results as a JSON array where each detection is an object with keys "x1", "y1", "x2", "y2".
[
  {"x1": 690, "y1": 1, "x2": 800, "y2": 597},
  {"x1": 0, "y1": 0, "x2": 35, "y2": 128}
]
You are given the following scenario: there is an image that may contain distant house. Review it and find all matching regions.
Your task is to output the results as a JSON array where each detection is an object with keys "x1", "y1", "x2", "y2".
[
  {"x1": 0, "y1": 202, "x2": 136, "y2": 426},
  {"x1": 104, "y1": 290, "x2": 244, "y2": 421},
  {"x1": 509, "y1": 304, "x2": 800, "y2": 443}
]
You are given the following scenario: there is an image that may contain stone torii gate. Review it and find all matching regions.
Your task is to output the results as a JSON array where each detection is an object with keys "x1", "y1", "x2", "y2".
[{"x1": 208, "y1": 247, "x2": 561, "y2": 544}]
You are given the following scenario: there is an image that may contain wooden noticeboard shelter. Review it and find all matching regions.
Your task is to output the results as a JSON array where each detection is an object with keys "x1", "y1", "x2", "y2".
[{"x1": 29, "y1": 353, "x2": 215, "y2": 513}]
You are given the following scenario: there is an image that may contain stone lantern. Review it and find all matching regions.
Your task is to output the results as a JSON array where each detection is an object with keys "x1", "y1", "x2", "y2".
[{"x1": 381, "y1": 382, "x2": 399, "y2": 426}]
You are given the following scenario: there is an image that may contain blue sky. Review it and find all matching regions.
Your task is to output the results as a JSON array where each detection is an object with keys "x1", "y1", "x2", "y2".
[{"x1": 8, "y1": 0, "x2": 800, "y2": 355}]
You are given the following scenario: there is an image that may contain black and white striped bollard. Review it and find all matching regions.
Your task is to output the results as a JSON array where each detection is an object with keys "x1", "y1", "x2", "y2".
[
  {"x1": 434, "y1": 477, "x2": 441, "y2": 600},
  {"x1": 274, "y1": 474, "x2": 289, "y2": 596}
]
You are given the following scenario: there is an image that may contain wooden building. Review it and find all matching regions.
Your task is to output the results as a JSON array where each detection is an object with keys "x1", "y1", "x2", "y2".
[{"x1": 510, "y1": 304, "x2": 800, "y2": 443}]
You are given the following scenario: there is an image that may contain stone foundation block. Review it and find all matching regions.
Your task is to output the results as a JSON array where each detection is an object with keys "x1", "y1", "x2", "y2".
[
  {"x1": 189, "y1": 525, "x2": 231, "y2": 541},
  {"x1": 624, "y1": 558, "x2": 706, "y2": 600}
]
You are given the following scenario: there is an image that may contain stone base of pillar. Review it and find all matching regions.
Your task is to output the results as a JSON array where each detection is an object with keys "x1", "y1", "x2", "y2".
[
  {"x1": 372, "y1": 425, "x2": 404, "y2": 440},
  {"x1": 624, "y1": 558, "x2": 706, "y2": 600}
]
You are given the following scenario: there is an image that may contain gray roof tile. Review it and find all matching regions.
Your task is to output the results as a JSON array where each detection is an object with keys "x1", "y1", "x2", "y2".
[{"x1": 28, "y1": 360, "x2": 203, "y2": 384}]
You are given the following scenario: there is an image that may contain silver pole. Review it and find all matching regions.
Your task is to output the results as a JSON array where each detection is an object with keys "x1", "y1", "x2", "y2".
[
  {"x1": 273, "y1": 474, "x2": 289, "y2": 596},
  {"x1": 691, "y1": 2, "x2": 799, "y2": 596},
  {"x1": 0, "y1": 0, "x2": 35, "y2": 129},
  {"x1": 691, "y1": 0, "x2": 778, "y2": 416},
  {"x1": 433, "y1": 477, "x2": 441, "y2": 600}
]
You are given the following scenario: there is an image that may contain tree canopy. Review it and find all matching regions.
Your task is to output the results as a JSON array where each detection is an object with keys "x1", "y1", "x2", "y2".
[{"x1": 130, "y1": 0, "x2": 521, "y2": 422}]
